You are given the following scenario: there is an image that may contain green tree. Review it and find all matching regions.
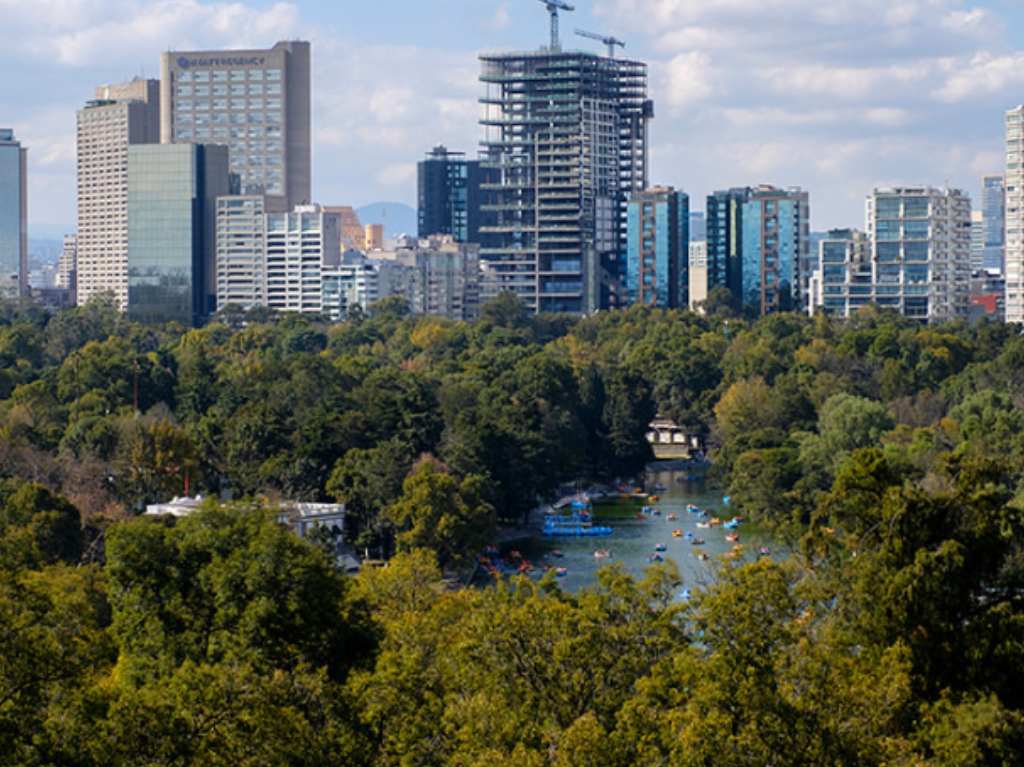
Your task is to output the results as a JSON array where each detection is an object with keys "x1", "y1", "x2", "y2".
[{"x1": 385, "y1": 458, "x2": 495, "y2": 569}]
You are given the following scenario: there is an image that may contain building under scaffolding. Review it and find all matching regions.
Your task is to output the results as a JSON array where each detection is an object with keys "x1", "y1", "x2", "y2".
[{"x1": 478, "y1": 49, "x2": 652, "y2": 313}]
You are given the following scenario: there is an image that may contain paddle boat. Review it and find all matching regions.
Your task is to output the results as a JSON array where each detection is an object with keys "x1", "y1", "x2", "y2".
[
  {"x1": 690, "y1": 537, "x2": 706, "y2": 546},
  {"x1": 654, "y1": 543, "x2": 668, "y2": 553},
  {"x1": 672, "y1": 529, "x2": 684, "y2": 538},
  {"x1": 758, "y1": 547, "x2": 771, "y2": 557},
  {"x1": 686, "y1": 504, "x2": 702, "y2": 514},
  {"x1": 666, "y1": 512, "x2": 678, "y2": 521},
  {"x1": 696, "y1": 522, "x2": 710, "y2": 529},
  {"x1": 648, "y1": 553, "x2": 665, "y2": 563},
  {"x1": 725, "y1": 533, "x2": 740, "y2": 543},
  {"x1": 593, "y1": 549, "x2": 611, "y2": 560},
  {"x1": 555, "y1": 567, "x2": 568, "y2": 578},
  {"x1": 695, "y1": 552, "x2": 710, "y2": 562}
]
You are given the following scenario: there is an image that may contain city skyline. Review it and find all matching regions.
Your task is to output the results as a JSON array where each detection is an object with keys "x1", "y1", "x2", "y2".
[{"x1": 4, "y1": 0, "x2": 1024, "y2": 238}]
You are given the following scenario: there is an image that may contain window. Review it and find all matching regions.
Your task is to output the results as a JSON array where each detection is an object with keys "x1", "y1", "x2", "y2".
[
  {"x1": 178, "y1": 71, "x2": 193, "y2": 83},
  {"x1": 249, "y1": 83, "x2": 264, "y2": 95},
  {"x1": 195, "y1": 100, "x2": 210, "y2": 111},
  {"x1": 904, "y1": 242, "x2": 930, "y2": 262},
  {"x1": 212, "y1": 70, "x2": 228, "y2": 82},
  {"x1": 249, "y1": 99, "x2": 264, "y2": 110},
  {"x1": 194, "y1": 85, "x2": 210, "y2": 97},
  {"x1": 213, "y1": 84, "x2": 228, "y2": 96},
  {"x1": 213, "y1": 99, "x2": 228, "y2": 111},
  {"x1": 231, "y1": 83, "x2": 246, "y2": 96},
  {"x1": 176, "y1": 85, "x2": 193, "y2": 97},
  {"x1": 903, "y1": 197, "x2": 929, "y2": 218},
  {"x1": 194, "y1": 71, "x2": 209, "y2": 83},
  {"x1": 266, "y1": 98, "x2": 282, "y2": 110},
  {"x1": 876, "y1": 197, "x2": 901, "y2": 217},
  {"x1": 876, "y1": 220, "x2": 900, "y2": 241},
  {"x1": 178, "y1": 100, "x2": 193, "y2": 111},
  {"x1": 904, "y1": 220, "x2": 929, "y2": 240},
  {"x1": 266, "y1": 69, "x2": 282, "y2": 81},
  {"x1": 231, "y1": 70, "x2": 246, "y2": 82},
  {"x1": 266, "y1": 82, "x2": 282, "y2": 95}
]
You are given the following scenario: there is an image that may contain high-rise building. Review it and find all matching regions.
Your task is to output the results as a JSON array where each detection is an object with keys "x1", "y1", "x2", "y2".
[
  {"x1": 76, "y1": 81, "x2": 160, "y2": 309},
  {"x1": 160, "y1": 41, "x2": 311, "y2": 212},
  {"x1": 265, "y1": 204, "x2": 341, "y2": 314},
  {"x1": 863, "y1": 187, "x2": 971, "y2": 321},
  {"x1": 1006, "y1": 108, "x2": 1024, "y2": 322},
  {"x1": 126, "y1": 144, "x2": 231, "y2": 325},
  {"x1": 0, "y1": 129, "x2": 28, "y2": 299},
  {"x1": 807, "y1": 229, "x2": 871, "y2": 317},
  {"x1": 417, "y1": 145, "x2": 496, "y2": 243},
  {"x1": 970, "y1": 210, "x2": 985, "y2": 272},
  {"x1": 57, "y1": 234, "x2": 77, "y2": 302},
  {"x1": 981, "y1": 174, "x2": 1005, "y2": 273},
  {"x1": 215, "y1": 195, "x2": 266, "y2": 310},
  {"x1": 625, "y1": 187, "x2": 689, "y2": 308},
  {"x1": 478, "y1": 44, "x2": 652, "y2": 314},
  {"x1": 741, "y1": 186, "x2": 810, "y2": 315},
  {"x1": 706, "y1": 187, "x2": 752, "y2": 300},
  {"x1": 688, "y1": 241, "x2": 708, "y2": 312}
]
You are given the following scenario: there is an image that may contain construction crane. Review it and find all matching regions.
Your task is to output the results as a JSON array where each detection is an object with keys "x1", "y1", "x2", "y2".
[
  {"x1": 537, "y1": 0, "x2": 575, "y2": 52},
  {"x1": 574, "y1": 28, "x2": 625, "y2": 58}
]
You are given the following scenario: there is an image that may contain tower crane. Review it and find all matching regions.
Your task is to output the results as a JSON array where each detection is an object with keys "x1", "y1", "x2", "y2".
[
  {"x1": 574, "y1": 28, "x2": 625, "y2": 58},
  {"x1": 537, "y1": 0, "x2": 575, "y2": 52}
]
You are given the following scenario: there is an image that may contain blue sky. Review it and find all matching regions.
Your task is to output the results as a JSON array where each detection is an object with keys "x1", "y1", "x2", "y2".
[{"x1": 3, "y1": 0, "x2": 1024, "y2": 238}]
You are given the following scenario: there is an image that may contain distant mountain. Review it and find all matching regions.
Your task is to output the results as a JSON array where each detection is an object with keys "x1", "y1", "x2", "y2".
[{"x1": 357, "y1": 202, "x2": 417, "y2": 240}]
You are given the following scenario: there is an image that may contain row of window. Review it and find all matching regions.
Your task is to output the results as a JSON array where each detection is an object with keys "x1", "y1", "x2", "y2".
[
  {"x1": 177, "y1": 69, "x2": 282, "y2": 83},
  {"x1": 176, "y1": 98, "x2": 283, "y2": 112}
]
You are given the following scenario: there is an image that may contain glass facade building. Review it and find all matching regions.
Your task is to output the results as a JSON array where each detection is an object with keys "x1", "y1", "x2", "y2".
[
  {"x1": 127, "y1": 144, "x2": 231, "y2": 325},
  {"x1": 0, "y1": 129, "x2": 27, "y2": 299},
  {"x1": 417, "y1": 145, "x2": 497, "y2": 244},
  {"x1": 625, "y1": 187, "x2": 689, "y2": 308},
  {"x1": 706, "y1": 187, "x2": 752, "y2": 300},
  {"x1": 981, "y1": 174, "x2": 1005, "y2": 273}
]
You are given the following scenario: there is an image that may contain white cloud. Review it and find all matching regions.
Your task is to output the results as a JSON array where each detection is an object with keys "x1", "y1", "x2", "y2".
[{"x1": 933, "y1": 52, "x2": 1024, "y2": 103}]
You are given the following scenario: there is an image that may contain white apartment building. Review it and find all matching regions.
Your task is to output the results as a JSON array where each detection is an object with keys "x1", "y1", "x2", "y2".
[
  {"x1": 215, "y1": 195, "x2": 266, "y2": 309},
  {"x1": 812, "y1": 189, "x2": 971, "y2": 322},
  {"x1": 390, "y1": 235, "x2": 481, "y2": 321},
  {"x1": 75, "y1": 81, "x2": 159, "y2": 309},
  {"x1": 1005, "y1": 107, "x2": 1024, "y2": 322},
  {"x1": 264, "y1": 204, "x2": 340, "y2": 314}
]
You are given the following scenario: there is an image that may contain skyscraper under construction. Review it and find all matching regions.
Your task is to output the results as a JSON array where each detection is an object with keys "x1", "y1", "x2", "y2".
[{"x1": 478, "y1": 20, "x2": 652, "y2": 314}]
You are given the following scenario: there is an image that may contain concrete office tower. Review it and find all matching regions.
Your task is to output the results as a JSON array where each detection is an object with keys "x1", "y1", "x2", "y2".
[
  {"x1": 417, "y1": 145, "x2": 497, "y2": 243},
  {"x1": 126, "y1": 144, "x2": 231, "y2": 325},
  {"x1": 981, "y1": 174, "x2": 1005, "y2": 273},
  {"x1": 215, "y1": 195, "x2": 266, "y2": 310},
  {"x1": 865, "y1": 187, "x2": 971, "y2": 321},
  {"x1": 740, "y1": 186, "x2": 810, "y2": 315},
  {"x1": 1007, "y1": 107, "x2": 1024, "y2": 322},
  {"x1": 807, "y1": 229, "x2": 871, "y2": 317},
  {"x1": 57, "y1": 234, "x2": 77, "y2": 301},
  {"x1": 625, "y1": 187, "x2": 689, "y2": 308},
  {"x1": 688, "y1": 241, "x2": 708, "y2": 312},
  {"x1": 364, "y1": 224, "x2": 384, "y2": 251},
  {"x1": 0, "y1": 129, "x2": 28, "y2": 299},
  {"x1": 76, "y1": 82, "x2": 160, "y2": 309},
  {"x1": 479, "y1": 47, "x2": 652, "y2": 313},
  {"x1": 265, "y1": 204, "x2": 340, "y2": 314},
  {"x1": 160, "y1": 41, "x2": 311, "y2": 213}
]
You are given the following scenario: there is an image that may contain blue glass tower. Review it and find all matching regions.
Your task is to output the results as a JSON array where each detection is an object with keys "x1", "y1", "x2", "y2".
[
  {"x1": 625, "y1": 187, "x2": 689, "y2": 308},
  {"x1": 127, "y1": 144, "x2": 232, "y2": 325},
  {"x1": 0, "y1": 129, "x2": 27, "y2": 299}
]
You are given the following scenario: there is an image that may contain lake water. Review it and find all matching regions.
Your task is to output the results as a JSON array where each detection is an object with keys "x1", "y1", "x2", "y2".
[{"x1": 527, "y1": 466, "x2": 777, "y2": 594}]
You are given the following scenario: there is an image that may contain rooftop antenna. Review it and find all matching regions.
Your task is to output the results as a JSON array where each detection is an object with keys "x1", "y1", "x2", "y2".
[
  {"x1": 574, "y1": 28, "x2": 625, "y2": 58},
  {"x1": 537, "y1": 0, "x2": 575, "y2": 52}
]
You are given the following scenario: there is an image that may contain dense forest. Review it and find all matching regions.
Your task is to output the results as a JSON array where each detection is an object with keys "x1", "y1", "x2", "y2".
[{"x1": 2, "y1": 293, "x2": 1024, "y2": 764}]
